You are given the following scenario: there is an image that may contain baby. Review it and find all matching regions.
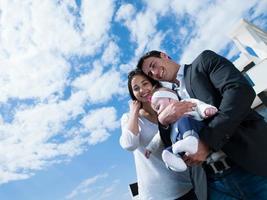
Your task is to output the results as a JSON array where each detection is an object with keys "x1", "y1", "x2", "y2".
[{"x1": 145, "y1": 87, "x2": 218, "y2": 172}]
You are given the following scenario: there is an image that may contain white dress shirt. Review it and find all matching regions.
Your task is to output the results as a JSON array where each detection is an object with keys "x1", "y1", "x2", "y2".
[{"x1": 176, "y1": 64, "x2": 191, "y2": 100}]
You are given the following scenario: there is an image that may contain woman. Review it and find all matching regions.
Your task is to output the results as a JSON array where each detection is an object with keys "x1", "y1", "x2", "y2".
[{"x1": 120, "y1": 69, "x2": 207, "y2": 200}]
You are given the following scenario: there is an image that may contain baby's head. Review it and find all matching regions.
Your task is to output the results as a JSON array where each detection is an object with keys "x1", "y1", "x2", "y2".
[{"x1": 151, "y1": 87, "x2": 179, "y2": 114}]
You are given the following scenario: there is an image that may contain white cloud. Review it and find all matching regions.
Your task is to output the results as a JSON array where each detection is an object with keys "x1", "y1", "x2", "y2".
[
  {"x1": 101, "y1": 40, "x2": 120, "y2": 66},
  {"x1": 72, "y1": 66, "x2": 125, "y2": 103},
  {"x1": 0, "y1": 0, "x2": 121, "y2": 185},
  {"x1": 145, "y1": 0, "x2": 172, "y2": 15},
  {"x1": 172, "y1": 0, "x2": 260, "y2": 63},
  {"x1": 0, "y1": 97, "x2": 85, "y2": 183},
  {"x1": 65, "y1": 173, "x2": 108, "y2": 200},
  {"x1": 0, "y1": 90, "x2": 119, "y2": 184},
  {"x1": 115, "y1": 3, "x2": 136, "y2": 22},
  {"x1": 87, "y1": 69, "x2": 124, "y2": 102},
  {"x1": 0, "y1": 170, "x2": 31, "y2": 185},
  {"x1": 0, "y1": 0, "x2": 116, "y2": 58},
  {"x1": 170, "y1": 0, "x2": 210, "y2": 16},
  {"x1": 80, "y1": 0, "x2": 115, "y2": 55},
  {"x1": 131, "y1": 10, "x2": 158, "y2": 55},
  {"x1": 81, "y1": 107, "x2": 119, "y2": 145},
  {"x1": 0, "y1": 0, "x2": 116, "y2": 59},
  {"x1": 30, "y1": 1, "x2": 81, "y2": 55},
  {"x1": 250, "y1": 1, "x2": 267, "y2": 21},
  {"x1": 116, "y1": 3, "x2": 158, "y2": 55},
  {"x1": 0, "y1": 0, "x2": 81, "y2": 59},
  {"x1": 87, "y1": 129, "x2": 110, "y2": 145},
  {"x1": 98, "y1": 179, "x2": 120, "y2": 200},
  {"x1": 0, "y1": 0, "x2": 118, "y2": 103},
  {"x1": 119, "y1": 63, "x2": 135, "y2": 75},
  {"x1": 82, "y1": 107, "x2": 118, "y2": 131},
  {"x1": 0, "y1": 52, "x2": 70, "y2": 102},
  {"x1": 65, "y1": 174, "x2": 121, "y2": 200},
  {"x1": 145, "y1": 31, "x2": 166, "y2": 52}
]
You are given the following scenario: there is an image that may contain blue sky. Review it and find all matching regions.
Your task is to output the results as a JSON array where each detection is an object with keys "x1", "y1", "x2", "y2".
[{"x1": 0, "y1": 0, "x2": 267, "y2": 199}]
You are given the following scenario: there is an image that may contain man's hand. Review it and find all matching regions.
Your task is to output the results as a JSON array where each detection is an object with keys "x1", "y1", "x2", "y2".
[
  {"x1": 158, "y1": 101, "x2": 196, "y2": 125},
  {"x1": 183, "y1": 140, "x2": 210, "y2": 166}
]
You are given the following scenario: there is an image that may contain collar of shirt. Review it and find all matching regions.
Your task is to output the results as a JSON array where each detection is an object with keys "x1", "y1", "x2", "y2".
[
  {"x1": 176, "y1": 64, "x2": 185, "y2": 82},
  {"x1": 175, "y1": 64, "x2": 191, "y2": 99}
]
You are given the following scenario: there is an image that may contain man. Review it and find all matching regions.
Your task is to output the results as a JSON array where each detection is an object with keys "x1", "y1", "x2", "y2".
[{"x1": 137, "y1": 50, "x2": 267, "y2": 199}]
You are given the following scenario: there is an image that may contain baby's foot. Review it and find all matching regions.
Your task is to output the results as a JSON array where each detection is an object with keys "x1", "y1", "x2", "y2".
[
  {"x1": 162, "y1": 150, "x2": 187, "y2": 172},
  {"x1": 172, "y1": 136, "x2": 198, "y2": 155}
]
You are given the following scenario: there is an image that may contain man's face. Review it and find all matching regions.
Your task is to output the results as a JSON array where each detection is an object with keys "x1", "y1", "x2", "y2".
[{"x1": 141, "y1": 53, "x2": 178, "y2": 82}]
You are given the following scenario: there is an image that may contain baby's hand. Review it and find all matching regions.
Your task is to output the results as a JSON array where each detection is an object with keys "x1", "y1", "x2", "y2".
[
  {"x1": 204, "y1": 107, "x2": 218, "y2": 118},
  {"x1": 145, "y1": 149, "x2": 152, "y2": 159}
]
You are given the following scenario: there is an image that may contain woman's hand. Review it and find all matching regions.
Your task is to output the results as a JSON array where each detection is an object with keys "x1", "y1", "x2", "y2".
[
  {"x1": 145, "y1": 149, "x2": 152, "y2": 159},
  {"x1": 129, "y1": 100, "x2": 141, "y2": 116}
]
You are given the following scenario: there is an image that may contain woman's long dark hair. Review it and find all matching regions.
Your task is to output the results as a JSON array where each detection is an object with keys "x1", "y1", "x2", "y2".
[{"x1": 127, "y1": 69, "x2": 161, "y2": 100}]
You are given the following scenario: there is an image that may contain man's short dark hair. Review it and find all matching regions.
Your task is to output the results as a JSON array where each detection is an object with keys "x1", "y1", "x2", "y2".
[{"x1": 136, "y1": 50, "x2": 161, "y2": 70}]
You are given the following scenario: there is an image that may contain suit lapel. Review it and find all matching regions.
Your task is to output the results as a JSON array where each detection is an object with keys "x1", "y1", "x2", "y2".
[{"x1": 184, "y1": 64, "x2": 196, "y2": 98}]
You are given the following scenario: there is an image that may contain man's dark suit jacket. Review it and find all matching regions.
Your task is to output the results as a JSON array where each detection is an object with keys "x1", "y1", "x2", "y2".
[{"x1": 160, "y1": 50, "x2": 267, "y2": 176}]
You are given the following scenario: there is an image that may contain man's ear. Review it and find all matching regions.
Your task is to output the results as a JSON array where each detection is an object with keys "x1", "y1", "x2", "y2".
[{"x1": 160, "y1": 52, "x2": 169, "y2": 59}]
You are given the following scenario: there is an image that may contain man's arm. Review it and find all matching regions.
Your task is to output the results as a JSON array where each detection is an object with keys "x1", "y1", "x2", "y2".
[
  {"x1": 180, "y1": 50, "x2": 255, "y2": 164},
  {"x1": 198, "y1": 50, "x2": 255, "y2": 151}
]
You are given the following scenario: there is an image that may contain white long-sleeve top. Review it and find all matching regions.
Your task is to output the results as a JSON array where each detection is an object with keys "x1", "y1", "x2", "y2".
[{"x1": 120, "y1": 113, "x2": 202, "y2": 200}]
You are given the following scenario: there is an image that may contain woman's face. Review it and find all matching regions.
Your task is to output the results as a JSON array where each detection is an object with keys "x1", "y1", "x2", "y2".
[{"x1": 131, "y1": 74, "x2": 153, "y2": 102}]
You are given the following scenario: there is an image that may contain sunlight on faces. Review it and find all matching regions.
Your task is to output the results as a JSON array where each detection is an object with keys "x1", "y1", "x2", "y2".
[
  {"x1": 131, "y1": 75, "x2": 153, "y2": 102},
  {"x1": 141, "y1": 53, "x2": 178, "y2": 82},
  {"x1": 142, "y1": 56, "x2": 164, "y2": 80}
]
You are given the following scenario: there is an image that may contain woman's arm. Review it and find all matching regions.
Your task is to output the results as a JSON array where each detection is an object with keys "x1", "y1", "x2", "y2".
[
  {"x1": 127, "y1": 100, "x2": 141, "y2": 135},
  {"x1": 119, "y1": 101, "x2": 142, "y2": 151}
]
